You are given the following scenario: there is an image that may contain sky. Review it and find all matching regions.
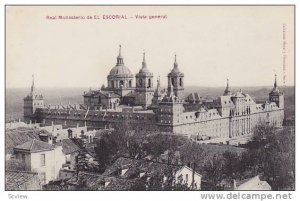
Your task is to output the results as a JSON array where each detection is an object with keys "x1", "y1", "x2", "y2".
[{"x1": 6, "y1": 6, "x2": 294, "y2": 88}]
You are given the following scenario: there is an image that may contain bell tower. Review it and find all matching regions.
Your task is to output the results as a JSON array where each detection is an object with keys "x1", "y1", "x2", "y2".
[
  {"x1": 269, "y1": 74, "x2": 284, "y2": 109},
  {"x1": 135, "y1": 51, "x2": 154, "y2": 107},
  {"x1": 23, "y1": 75, "x2": 45, "y2": 123},
  {"x1": 167, "y1": 54, "x2": 184, "y2": 100}
]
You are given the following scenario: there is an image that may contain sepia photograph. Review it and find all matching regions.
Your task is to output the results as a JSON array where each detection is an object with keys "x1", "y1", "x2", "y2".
[{"x1": 4, "y1": 5, "x2": 295, "y2": 193}]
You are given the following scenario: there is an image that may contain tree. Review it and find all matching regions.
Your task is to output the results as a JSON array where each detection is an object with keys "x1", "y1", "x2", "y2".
[
  {"x1": 203, "y1": 154, "x2": 225, "y2": 190},
  {"x1": 95, "y1": 137, "x2": 111, "y2": 173},
  {"x1": 75, "y1": 138, "x2": 89, "y2": 178},
  {"x1": 222, "y1": 151, "x2": 242, "y2": 180},
  {"x1": 241, "y1": 123, "x2": 295, "y2": 190}
]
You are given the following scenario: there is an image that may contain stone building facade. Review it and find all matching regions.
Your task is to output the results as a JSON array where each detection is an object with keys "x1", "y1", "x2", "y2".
[{"x1": 24, "y1": 46, "x2": 284, "y2": 140}]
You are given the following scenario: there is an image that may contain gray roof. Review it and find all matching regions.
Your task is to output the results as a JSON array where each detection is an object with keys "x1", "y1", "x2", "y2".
[
  {"x1": 14, "y1": 139, "x2": 57, "y2": 153},
  {"x1": 5, "y1": 170, "x2": 41, "y2": 190},
  {"x1": 56, "y1": 139, "x2": 80, "y2": 155}
]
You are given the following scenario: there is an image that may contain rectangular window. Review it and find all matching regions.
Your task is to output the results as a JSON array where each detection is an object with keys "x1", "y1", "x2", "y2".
[{"x1": 40, "y1": 154, "x2": 46, "y2": 167}]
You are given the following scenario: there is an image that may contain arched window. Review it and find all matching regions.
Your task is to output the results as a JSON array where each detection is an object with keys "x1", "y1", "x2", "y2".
[
  {"x1": 119, "y1": 80, "x2": 124, "y2": 87},
  {"x1": 179, "y1": 78, "x2": 183, "y2": 87},
  {"x1": 139, "y1": 79, "x2": 143, "y2": 87},
  {"x1": 148, "y1": 78, "x2": 151, "y2": 88},
  {"x1": 111, "y1": 81, "x2": 114, "y2": 88},
  {"x1": 171, "y1": 78, "x2": 175, "y2": 86},
  {"x1": 129, "y1": 80, "x2": 132, "y2": 88}
]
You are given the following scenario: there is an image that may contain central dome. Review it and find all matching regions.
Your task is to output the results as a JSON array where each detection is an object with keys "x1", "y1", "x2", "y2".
[
  {"x1": 109, "y1": 65, "x2": 132, "y2": 76},
  {"x1": 108, "y1": 45, "x2": 133, "y2": 77}
]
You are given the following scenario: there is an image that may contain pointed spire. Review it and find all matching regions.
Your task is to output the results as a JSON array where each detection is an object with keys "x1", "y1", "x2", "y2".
[
  {"x1": 274, "y1": 73, "x2": 278, "y2": 89},
  {"x1": 118, "y1": 45, "x2": 122, "y2": 57},
  {"x1": 174, "y1": 53, "x2": 178, "y2": 68},
  {"x1": 224, "y1": 78, "x2": 231, "y2": 95},
  {"x1": 142, "y1": 49, "x2": 147, "y2": 68},
  {"x1": 116, "y1": 45, "x2": 124, "y2": 65},
  {"x1": 139, "y1": 49, "x2": 150, "y2": 73},
  {"x1": 154, "y1": 76, "x2": 161, "y2": 98},
  {"x1": 31, "y1": 74, "x2": 35, "y2": 95}
]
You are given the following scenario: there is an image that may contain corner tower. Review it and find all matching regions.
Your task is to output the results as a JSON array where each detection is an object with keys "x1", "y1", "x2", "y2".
[
  {"x1": 167, "y1": 54, "x2": 184, "y2": 101},
  {"x1": 269, "y1": 74, "x2": 284, "y2": 109},
  {"x1": 135, "y1": 51, "x2": 154, "y2": 107},
  {"x1": 23, "y1": 75, "x2": 44, "y2": 123}
]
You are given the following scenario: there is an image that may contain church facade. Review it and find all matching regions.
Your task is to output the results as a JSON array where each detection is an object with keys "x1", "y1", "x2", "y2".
[{"x1": 24, "y1": 46, "x2": 284, "y2": 140}]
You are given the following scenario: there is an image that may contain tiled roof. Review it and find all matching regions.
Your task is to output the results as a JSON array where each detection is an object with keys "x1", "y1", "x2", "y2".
[
  {"x1": 103, "y1": 157, "x2": 183, "y2": 178},
  {"x1": 5, "y1": 170, "x2": 41, "y2": 190},
  {"x1": 186, "y1": 92, "x2": 202, "y2": 102},
  {"x1": 14, "y1": 139, "x2": 57, "y2": 153},
  {"x1": 5, "y1": 128, "x2": 47, "y2": 154},
  {"x1": 100, "y1": 91, "x2": 121, "y2": 98},
  {"x1": 84, "y1": 90, "x2": 120, "y2": 98},
  {"x1": 56, "y1": 139, "x2": 80, "y2": 155},
  {"x1": 67, "y1": 171, "x2": 135, "y2": 190}
]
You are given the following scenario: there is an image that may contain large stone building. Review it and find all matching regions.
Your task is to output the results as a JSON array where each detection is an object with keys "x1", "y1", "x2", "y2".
[{"x1": 24, "y1": 46, "x2": 284, "y2": 139}]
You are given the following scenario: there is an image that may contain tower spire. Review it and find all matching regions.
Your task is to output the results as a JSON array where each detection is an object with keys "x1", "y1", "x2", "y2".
[
  {"x1": 142, "y1": 49, "x2": 147, "y2": 68},
  {"x1": 119, "y1": 45, "x2": 122, "y2": 57},
  {"x1": 174, "y1": 53, "x2": 178, "y2": 68},
  {"x1": 31, "y1": 74, "x2": 35, "y2": 95},
  {"x1": 224, "y1": 78, "x2": 231, "y2": 95},
  {"x1": 116, "y1": 45, "x2": 124, "y2": 65},
  {"x1": 274, "y1": 73, "x2": 278, "y2": 89}
]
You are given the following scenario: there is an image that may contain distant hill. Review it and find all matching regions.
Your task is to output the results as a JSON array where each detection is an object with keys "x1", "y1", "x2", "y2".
[{"x1": 5, "y1": 86, "x2": 295, "y2": 122}]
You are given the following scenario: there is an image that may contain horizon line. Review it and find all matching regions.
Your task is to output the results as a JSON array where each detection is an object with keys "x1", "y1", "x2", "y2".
[{"x1": 5, "y1": 85, "x2": 295, "y2": 89}]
